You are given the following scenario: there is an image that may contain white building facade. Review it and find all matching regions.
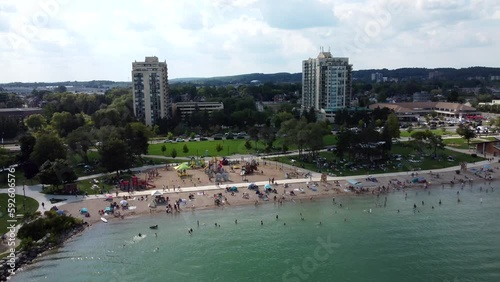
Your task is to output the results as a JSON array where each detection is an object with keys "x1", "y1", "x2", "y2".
[
  {"x1": 131, "y1": 56, "x2": 170, "y2": 126},
  {"x1": 302, "y1": 50, "x2": 352, "y2": 121}
]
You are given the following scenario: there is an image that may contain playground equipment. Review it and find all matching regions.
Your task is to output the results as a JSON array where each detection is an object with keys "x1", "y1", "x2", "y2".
[
  {"x1": 215, "y1": 172, "x2": 229, "y2": 182},
  {"x1": 241, "y1": 160, "x2": 258, "y2": 175},
  {"x1": 190, "y1": 157, "x2": 206, "y2": 169},
  {"x1": 119, "y1": 175, "x2": 155, "y2": 191}
]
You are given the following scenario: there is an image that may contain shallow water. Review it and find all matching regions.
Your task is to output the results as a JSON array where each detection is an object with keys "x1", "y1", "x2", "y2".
[{"x1": 12, "y1": 183, "x2": 500, "y2": 282}]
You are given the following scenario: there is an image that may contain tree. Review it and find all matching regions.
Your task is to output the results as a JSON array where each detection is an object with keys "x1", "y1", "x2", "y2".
[
  {"x1": 50, "y1": 112, "x2": 85, "y2": 137},
  {"x1": 18, "y1": 134, "x2": 36, "y2": 162},
  {"x1": 37, "y1": 159, "x2": 77, "y2": 188},
  {"x1": 244, "y1": 140, "x2": 252, "y2": 151},
  {"x1": 304, "y1": 122, "x2": 327, "y2": 157},
  {"x1": 99, "y1": 139, "x2": 134, "y2": 175},
  {"x1": 124, "y1": 122, "x2": 151, "y2": 157},
  {"x1": 428, "y1": 133, "x2": 445, "y2": 156},
  {"x1": 55, "y1": 85, "x2": 67, "y2": 93},
  {"x1": 170, "y1": 148, "x2": 178, "y2": 159},
  {"x1": 215, "y1": 143, "x2": 223, "y2": 153},
  {"x1": 456, "y1": 126, "x2": 476, "y2": 149},
  {"x1": 386, "y1": 113, "x2": 400, "y2": 139},
  {"x1": 66, "y1": 127, "x2": 94, "y2": 164},
  {"x1": 161, "y1": 144, "x2": 167, "y2": 155},
  {"x1": 182, "y1": 144, "x2": 189, "y2": 154},
  {"x1": 30, "y1": 134, "x2": 67, "y2": 167},
  {"x1": 259, "y1": 126, "x2": 275, "y2": 152},
  {"x1": 25, "y1": 114, "x2": 47, "y2": 131},
  {"x1": 248, "y1": 126, "x2": 259, "y2": 148}
]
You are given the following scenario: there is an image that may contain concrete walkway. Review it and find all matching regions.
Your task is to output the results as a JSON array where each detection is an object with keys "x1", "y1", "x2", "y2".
[{"x1": 1, "y1": 157, "x2": 494, "y2": 214}]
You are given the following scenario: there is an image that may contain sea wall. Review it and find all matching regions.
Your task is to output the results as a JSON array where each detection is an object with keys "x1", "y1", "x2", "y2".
[{"x1": 0, "y1": 223, "x2": 87, "y2": 281}]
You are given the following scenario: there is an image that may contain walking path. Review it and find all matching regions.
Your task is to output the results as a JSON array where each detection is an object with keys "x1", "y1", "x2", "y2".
[{"x1": 1, "y1": 156, "x2": 494, "y2": 213}]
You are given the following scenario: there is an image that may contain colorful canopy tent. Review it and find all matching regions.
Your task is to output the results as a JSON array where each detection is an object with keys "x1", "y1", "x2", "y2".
[
  {"x1": 411, "y1": 177, "x2": 427, "y2": 183},
  {"x1": 174, "y1": 163, "x2": 191, "y2": 171},
  {"x1": 151, "y1": 190, "x2": 163, "y2": 196},
  {"x1": 346, "y1": 179, "x2": 362, "y2": 187}
]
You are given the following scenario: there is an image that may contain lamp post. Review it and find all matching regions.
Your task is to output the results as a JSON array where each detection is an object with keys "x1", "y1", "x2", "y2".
[{"x1": 23, "y1": 182, "x2": 26, "y2": 213}]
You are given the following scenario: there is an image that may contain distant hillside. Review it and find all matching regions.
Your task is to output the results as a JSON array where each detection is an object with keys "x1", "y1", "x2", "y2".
[
  {"x1": 353, "y1": 67, "x2": 500, "y2": 81},
  {"x1": 170, "y1": 72, "x2": 302, "y2": 85},
  {"x1": 2, "y1": 67, "x2": 500, "y2": 89}
]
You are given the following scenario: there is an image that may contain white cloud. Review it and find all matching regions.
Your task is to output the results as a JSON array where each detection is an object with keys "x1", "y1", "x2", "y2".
[{"x1": 0, "y1": 0, "x2": 498, "y2": 82}]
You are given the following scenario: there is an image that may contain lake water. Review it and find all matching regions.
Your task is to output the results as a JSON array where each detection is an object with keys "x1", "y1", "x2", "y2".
[{"x1": 12, "y1": 183, "x2": 500, "y2": 282}]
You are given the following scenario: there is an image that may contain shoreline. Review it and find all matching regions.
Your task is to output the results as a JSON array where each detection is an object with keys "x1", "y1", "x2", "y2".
[
  {"x1": 5, "y1": 160, "x2": 499, "y2": 281},
  {"x1": 58, "y1": 160, "x2": 499, "y2": 227}
]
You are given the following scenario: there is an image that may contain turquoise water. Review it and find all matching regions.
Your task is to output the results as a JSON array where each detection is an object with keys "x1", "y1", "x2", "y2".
[{"x1": 13, "y1": 184, "x2": 500, "y2": 282}]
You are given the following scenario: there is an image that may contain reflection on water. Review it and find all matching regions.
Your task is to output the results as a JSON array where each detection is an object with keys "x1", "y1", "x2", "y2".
[{"x1": 12, "y1": 183, "x2": 500, "y2": 282}]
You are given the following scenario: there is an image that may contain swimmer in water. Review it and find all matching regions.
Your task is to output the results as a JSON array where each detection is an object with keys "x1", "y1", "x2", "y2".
[{"x1": 138, "y1": 233, "x2": 142, "y2": 237}]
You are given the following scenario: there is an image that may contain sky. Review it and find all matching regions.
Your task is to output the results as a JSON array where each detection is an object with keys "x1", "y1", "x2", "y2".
[{"x1": 0, "y1": 0, "x2": 499, "y2": 82}]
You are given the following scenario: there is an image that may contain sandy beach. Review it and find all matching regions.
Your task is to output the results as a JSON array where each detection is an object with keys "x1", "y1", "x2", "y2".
[{"x1": 57, "y1": 159, "x2": 500, "y2": 226}]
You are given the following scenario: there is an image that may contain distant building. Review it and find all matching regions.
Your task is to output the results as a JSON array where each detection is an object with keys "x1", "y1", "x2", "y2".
[
  {"x1": 490, "y1": 75, "x2": 500, "y2": 81},
  {"x1": 131, "y1": 56, "x2": 170, "y2": 126},
  {"x1": 369, "y1": 102, "x2": 479, "y2": 120},
  {"x1": 301, "y1": 48, "x2": 352, "y2": 121},
  {"x1": 428, "y1": 71, "x2": 442, "y2": 79},
  {"x1": 478, "y1": 99, "x2": 500, "y2": 106},
  {"x1": 0, "y1": 107, "x2": 43, "y2": 119},
  {"x1": 371, "y1": 72, "x2": 383, "y2": 82},
  {"x1": 172, "y1": 102, "x2": 224, "y2": 120},
  {"x1": 412, "y1": 91, "x2": 431, "y2": 102}
]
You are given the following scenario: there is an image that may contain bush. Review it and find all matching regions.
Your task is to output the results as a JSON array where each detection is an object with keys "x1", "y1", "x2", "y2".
[{"x1": 471, "y1": 153, "x2": 477, "y2": 157}]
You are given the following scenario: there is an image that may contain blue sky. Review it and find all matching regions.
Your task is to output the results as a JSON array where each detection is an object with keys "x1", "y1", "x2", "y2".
[{"x1": 0, "y1": 0, "x2": 499, "y2": 82}]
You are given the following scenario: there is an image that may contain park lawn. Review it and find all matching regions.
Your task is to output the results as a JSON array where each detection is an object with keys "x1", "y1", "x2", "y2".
[
  {"x1": 275, "y1": 144, "x2": 484, "y2": 177},
  {"x1": 443, "y1": 137, "x2": 497, "y2": 150},
  {"x1": 148, "y1": 139, "x2": 253, "y2": 157},
  {"x1": 148, "y1": 135, "x2": 337, "y2": 157},
  {"x1": 0, "y1": 194, "x2": 39, "y2": 234},
  {"x1": 400, "y1": 129, "x2": 456, "y2": 138}
]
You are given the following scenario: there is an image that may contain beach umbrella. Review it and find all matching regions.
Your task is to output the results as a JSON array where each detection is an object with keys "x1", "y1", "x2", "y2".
[
  {"x1": 120, "y1": 200, "x2": 128, "y2": 206},
  {"x1": 264, "y1": 184, "x2": 272, "y2": 190},
  {"x1": 80, "y1": 208, "x2": 88, "y2": 214},
  {"x1": 151, "y1": 190, "x2": 163, "y2": 196},
  {"x1": 104, "y1": 207, "x2": 112, "y2": 213},
  {"x1": 248, "y1": 183, "x2": 256, "y2": 189}
]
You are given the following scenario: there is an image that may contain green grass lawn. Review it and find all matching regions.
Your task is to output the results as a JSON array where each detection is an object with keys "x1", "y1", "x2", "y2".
[
  {"x1": 148, "y1": 136, "x2": 337, "y2": 157},
  {"x1": 443, "y1": 137, "x2": 497, "y2": 150},
  {"x1": 274, "y1": 143, "x2": 484, "y2": 176},
  {"x1": 0, "y1": 194, "x2": 38, "y2": 234},
  {"x1": 400, "y1": 129, "x2": 456, "y2": 138}
]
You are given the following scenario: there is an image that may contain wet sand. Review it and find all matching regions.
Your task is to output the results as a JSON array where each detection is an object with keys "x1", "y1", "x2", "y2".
[{"x1": 57, "y1": 160, "x2": 500, "y2": 225}]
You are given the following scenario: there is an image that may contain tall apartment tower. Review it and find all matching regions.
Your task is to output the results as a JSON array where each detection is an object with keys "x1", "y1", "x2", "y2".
[
  {"x1": 131, "y1": 56, "x2": 170, "y2": 126},
  {"x1": 302, "y1": 49, "x2": 352, "y2": 120}
]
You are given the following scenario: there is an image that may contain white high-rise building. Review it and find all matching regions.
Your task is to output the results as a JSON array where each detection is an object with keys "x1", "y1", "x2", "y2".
[
  {"x1": 302, "y1": 49, "x2": 352, "y2": 120},
  {"x1": 131, "y1": 56, "x2": 170, "y2": 126}
]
